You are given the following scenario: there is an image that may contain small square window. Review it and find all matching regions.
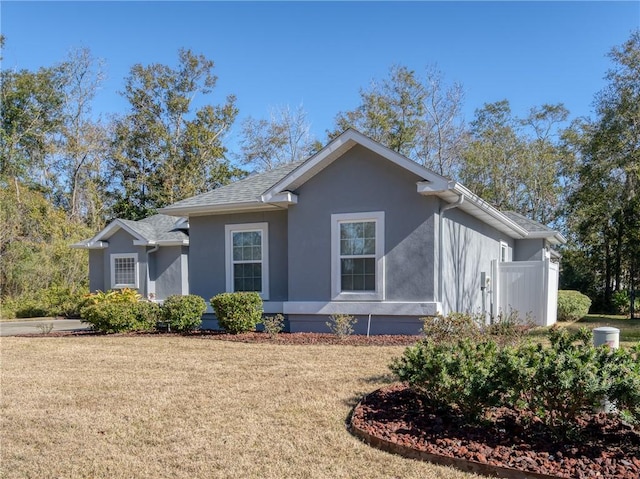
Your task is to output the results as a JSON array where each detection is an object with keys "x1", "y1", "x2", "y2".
[{"x1": 110, "y1": 253, "x2": 139, "y2": 289}]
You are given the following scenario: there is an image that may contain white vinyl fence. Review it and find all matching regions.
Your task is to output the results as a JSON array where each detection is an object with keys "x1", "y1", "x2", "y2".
[{"x1": 491, "y1": 259, "x2": 559, "y2": 326}]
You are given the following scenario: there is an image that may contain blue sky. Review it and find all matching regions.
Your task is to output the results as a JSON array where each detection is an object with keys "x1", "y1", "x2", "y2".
[{"x1": 2, "y1": 1, "x2": 639, "y2": 150}]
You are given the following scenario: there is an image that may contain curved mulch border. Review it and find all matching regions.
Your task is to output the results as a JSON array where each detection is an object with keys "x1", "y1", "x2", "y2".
[
  {"x1": 349, "y1": 385, "x2": 640, "y2": 479},
  {"x1": 349, "y1": 415, "x2": 559, "y2": 479}
]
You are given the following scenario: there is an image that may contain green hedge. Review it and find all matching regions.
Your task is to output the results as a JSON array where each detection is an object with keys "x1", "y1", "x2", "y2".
[
  {"x1": 557, "y1": 290, "x2": 592, "y2": 321},
  {"x1": 210, "y1": 292, "x2": 263, "y2": 334},
  {"x1": 161, "y1": 294, "x2": 206, "y2": 333}
]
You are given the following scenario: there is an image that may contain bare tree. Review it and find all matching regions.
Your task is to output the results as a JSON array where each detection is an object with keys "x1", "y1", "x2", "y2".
[{"x1": 239, "y1": 104, "x2": 320, "y2": 172}]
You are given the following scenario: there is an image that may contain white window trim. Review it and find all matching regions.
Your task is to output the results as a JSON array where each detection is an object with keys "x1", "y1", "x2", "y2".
[
  {"x1": 225, "y1": 222, "x2": 269, "y2": 300},
  {"x1": 331, "y1": 212, "x2": 385, "y2": 301},
  {"x1": 500, "y1": 241, "x2": 508, "y2": 262},
  {"x1": 110, "y1": 253, "x2": 139, "y2": 289}
]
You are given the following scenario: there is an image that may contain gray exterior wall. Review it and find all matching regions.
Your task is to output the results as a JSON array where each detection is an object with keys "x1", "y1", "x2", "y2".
[
  {"x1": 439, "y1": 206, "x2": 514, "y2": 315},
  {"x1": 153, "y1": 245, "x2": 186, "y2": 300},
  {"x1": 188, "y1": 210, "x2": 288, "y2": 302},
  {"x1": 288, "y1": 314, "x2": 423, "y2": 335},
  {"x1": 514, "y1": 239, "x2": 546, "y2": 261},
  {"x1": 102, "y1": 229, "x2": 148, "y2": 297},
  {"x1": 287, "y1": 144, "x2": 438, "y2": 302},
  {"x1": 88, "y1": 250, "x2": 105, "y2": 292}
]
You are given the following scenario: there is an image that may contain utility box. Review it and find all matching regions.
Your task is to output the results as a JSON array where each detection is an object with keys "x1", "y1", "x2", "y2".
[{"x1": 593, "y1": 326, "x2": 620, "y2": 349}]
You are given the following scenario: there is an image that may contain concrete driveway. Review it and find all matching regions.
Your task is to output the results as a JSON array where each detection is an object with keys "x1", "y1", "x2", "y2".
[{"x1": 0, "y1": 319, "x2": 91, "y2": 336}]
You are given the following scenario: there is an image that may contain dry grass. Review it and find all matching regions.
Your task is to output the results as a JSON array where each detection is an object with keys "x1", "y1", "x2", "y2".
[{"x1": 0, "y1": 336, "x2": 479, "y2": 479}]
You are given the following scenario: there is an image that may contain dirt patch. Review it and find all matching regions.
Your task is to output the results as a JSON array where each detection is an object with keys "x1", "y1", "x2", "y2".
[{"x1": 351, "y1": 384, "x2": 640, "y2": 479}]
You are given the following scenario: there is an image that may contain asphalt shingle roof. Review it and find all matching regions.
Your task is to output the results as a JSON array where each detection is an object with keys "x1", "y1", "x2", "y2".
[
  {"x1": 119, "y1": 214, "x2": 188, "y2": 242},
  {"x1": 161, "y1": 161, "x2": 305, "y2": 211},
  {"x1": 502, "y1": 211, "x2": 555, "y2": 234}
]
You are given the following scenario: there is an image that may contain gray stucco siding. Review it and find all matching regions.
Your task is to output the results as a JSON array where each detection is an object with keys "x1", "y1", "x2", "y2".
[
  {"x1": 288, "y1": 314, "x2": 423, "y2": 335},
  {"x1": 188, "y1": 210, "x2": 288, "y2": 302},
  {"x1": 514, "y1": 239, "x2": 546, "y2": 261},
  {"x1": 102, "y1": 229, "x2": 148, "y2": 296},
  {"x1": 287, "y1": 144, "x2": 438, "y2": 303},
  {"x1": 153, "y1": 246, "x2": 185, "y2": 300},
  {"x1": 88, "y1": 250, "x2": 105, "y2": 292},
  {"x1": 439, "y1": 205, "x2": 514, "y2": 314}
]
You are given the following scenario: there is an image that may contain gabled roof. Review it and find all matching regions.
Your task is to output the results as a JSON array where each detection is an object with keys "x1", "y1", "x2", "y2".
[
  {"x1": 159, "y1": 129, "x2": 565, "y2": 243},
  {"x1": 70, "y1": 214, "x2": 189, "y2": 249}
]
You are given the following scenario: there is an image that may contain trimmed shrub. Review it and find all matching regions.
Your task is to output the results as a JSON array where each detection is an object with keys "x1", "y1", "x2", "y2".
[
  {"x1": 557, "y1": 290, "x2": 592, "y2": 322},
  {"x1": 82, "y1": 301, "x2": 159, "y2": 333},
  {"x1": 326, "y1": 314, "x2": 357, "y2": 338},
  {"x1": 390, "y1": 338, "x2": 500, "y2": 421},
  {"x1": 211, "y1": 292, "x2": 263, "y2": 334},
  {"x1": 495, "y1": 327, "x2": 616, "y2": 434},
  {"x1": 161, "y1": 294, "x2": 206, "y2": 333}
]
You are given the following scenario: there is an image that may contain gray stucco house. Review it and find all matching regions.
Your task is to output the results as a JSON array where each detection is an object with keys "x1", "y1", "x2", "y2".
[
  {"x1": 156, "y1": 129, "x2": 564, "y2": 333},
  {"x1": 72, "y1": 214, "x2": 189, "y2": 301},
  {"x1": 75, "y1": 129, "x2": 565, "y2": 333}
]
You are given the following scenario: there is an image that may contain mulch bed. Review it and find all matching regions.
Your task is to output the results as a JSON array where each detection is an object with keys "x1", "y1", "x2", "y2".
[
  {"x1": 16, "y1": 328, "x2": 640, "y2": 477},
  {"x1": 350, "y1": 384, "x2": 640, "y2": 479},
  {"x1": 20, "y1": 329, "x2": 421, "y2": 346}
]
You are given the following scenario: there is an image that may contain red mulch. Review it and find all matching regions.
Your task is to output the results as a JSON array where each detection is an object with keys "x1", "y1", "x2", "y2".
[{"x1": 351, "y1": 384, "x2": 640, "y2": 479}]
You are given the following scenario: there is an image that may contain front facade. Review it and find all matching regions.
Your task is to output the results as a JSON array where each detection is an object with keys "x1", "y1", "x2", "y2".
[{"x1": 158, "y1": 130, "x2": 565, "y2": 334}]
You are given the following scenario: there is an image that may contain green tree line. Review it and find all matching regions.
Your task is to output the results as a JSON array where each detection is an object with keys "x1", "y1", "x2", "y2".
[{"x1": 1, "y1": 31, "x2": 638, "y2": 316}]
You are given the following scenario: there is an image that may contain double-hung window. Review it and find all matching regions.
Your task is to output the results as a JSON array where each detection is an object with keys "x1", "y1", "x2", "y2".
[
  {"x1": 110, "y1": 253, "x2": 139, "y2": 289},
  {"x1": 331, "y1": 212, "x2": 384, "y2": 300},
  {"x1": 225, "y1": 223, "x2": 269, "y2": 299}
]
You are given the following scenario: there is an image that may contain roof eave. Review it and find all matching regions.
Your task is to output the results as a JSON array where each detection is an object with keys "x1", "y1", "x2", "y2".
[{"x1": 159, "y1": 200, "x2": 289, "y2": 217}]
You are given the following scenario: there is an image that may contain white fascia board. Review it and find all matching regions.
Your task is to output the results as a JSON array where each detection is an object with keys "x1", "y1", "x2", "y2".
[
  {"x1": 92, "y1": 220, "x2": 147, "y2": 243},
  {"x1": 416, "y1": 180, "x2": 457, "y2": 194},
  {"x1": 260, "y1": 191, "x2": 298, "y2": 205},
  {"x1": 525, "y1": 231, "x2": 567, "y2": 245}
]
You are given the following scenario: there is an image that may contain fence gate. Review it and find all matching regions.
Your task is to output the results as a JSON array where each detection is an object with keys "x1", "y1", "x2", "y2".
[{"x1": 492, "y1": 259, "x2": 559, "y2": 327}]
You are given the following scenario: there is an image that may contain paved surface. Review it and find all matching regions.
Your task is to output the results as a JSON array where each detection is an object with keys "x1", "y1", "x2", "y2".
[{"x1": 0, "y1": 319, "x2": 90, "y2": 336}]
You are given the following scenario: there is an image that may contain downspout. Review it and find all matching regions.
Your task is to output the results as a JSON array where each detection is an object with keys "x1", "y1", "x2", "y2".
[
  {"x1": 438, "y1": 194, "x2": 464, "y2": 311},
  {"x1": 146, "y1": 244, "x2": 160, "y2": 301}
]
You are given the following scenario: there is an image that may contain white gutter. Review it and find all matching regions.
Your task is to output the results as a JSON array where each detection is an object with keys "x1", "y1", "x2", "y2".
[{"x1": 438, "y1": 194, "x2": 465, "y2": 307}]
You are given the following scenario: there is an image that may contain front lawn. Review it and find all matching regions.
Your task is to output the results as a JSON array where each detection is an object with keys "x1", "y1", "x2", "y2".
[{"x1": 0, "y1": 336, "x2": 475, "y2": 479}]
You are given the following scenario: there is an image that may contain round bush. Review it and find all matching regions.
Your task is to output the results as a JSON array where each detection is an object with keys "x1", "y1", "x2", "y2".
[
  {"x1": 161, "y1": 294, "x2": 206, "y2": 333},
  {"x1": 557, "y1": 290, "x2": 592, "y2": 322},
  {"x1": 210, "y1": 292, "x2": 263, "y2": 334}
]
